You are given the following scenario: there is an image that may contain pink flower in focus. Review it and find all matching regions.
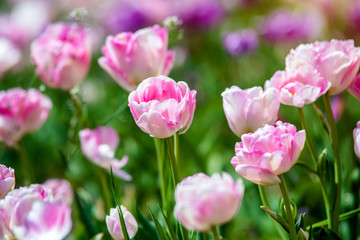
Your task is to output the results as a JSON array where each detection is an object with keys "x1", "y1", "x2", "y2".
[
  {"x1": 0, "y1": 88, "x2": 52, "y2": 146},
  {"x1": 231, "y1": 121, "x2": 305, "y2": 186},
  {"x1": 265, "y1": 66, "x2": 330, "y2": 107},
  {"x1": 286, "y1": 40, "x2": 360, "y2": 95},
  {"x1": 128, "y1": 75, "x2": 196, "y2": 138},
  {"x1": 79, "y1": 126, "x2": 132, "y2": 181},
  {"x1": 0, "y1": 37, "x2": 21, "y2": 78},
  {"x1": 98, "y1": 25, "x2": 175, "y2": 92},
  {"x1": 174, "y1": 172, "x2": 244, "y2": 231},
  {"x1": 0, "y1": 184, "x2": 72, "y2": 240},
  {"x1": 42, "y1": 179, "x2": 73, "y2": 205},
  {"x1": 222, "y1": 86, "x2": 280, "y2": 137},
  {"x1": 0, "y1": 164, "x2": 15, "y2": 199},
  {"x1": 348, "y1": 74, "x2": 360, "y2": 101},
  {"x1": 31, "y1": 22, "x2": 91, "y2": 91},
  {"x1": 106, "y1": 206, "x2": 138, "y2": 240},
  {"x1": 353, "y1": 121, "x2": 360, "y2": 159}
]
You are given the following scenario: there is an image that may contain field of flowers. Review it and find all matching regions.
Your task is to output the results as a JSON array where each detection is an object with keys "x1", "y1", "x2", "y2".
[{"x1": 1, "y1": 0, "x2": 360, "y2": 239}]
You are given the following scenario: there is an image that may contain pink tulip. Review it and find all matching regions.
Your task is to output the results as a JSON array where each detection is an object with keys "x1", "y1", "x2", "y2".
[
  {"x1": 106, "y1": 206, "x2": 138, "y2": 240},
  {"x1": 0, "y1": 184, "x2": 72, "y2": 240},
  {"x1": 174, "y1": 172, "x2": 244, "y2": 231},
  {"x1": 222, "y1": 86, "x2": 280, "y2": 137},
  {"x1": 354, "y1": 121, "x2": 360, "y2": 158},
  {"x1": 31, "y1": 22, "x2": 91, "y2": 91},
  {"x1": 0, "y1": 164, "x2": 15, "y2": 199},
  {"x1": 0, "y1": 88, "x2": 52, "y2": 146},
  {"x1": 348, "y1": 74, "x2": 360, "y2": 101},
  {"x1": 285, "y1": 40, "x2": 360, "y2": 95},
  {"x1": 0, "y1": 37, "x2": 21, "y2": 78},
  {"x1": 231, "y1": 121, "x2": 305, "y2": 186},
  {"x1": 79, "y1": 126, "x2": 132, "y2": 181},
  {"x1": 42, "y1": 179, "x2": 73, "y2": 205},
  {"x1": 128, "y1": 75, "x2": 196, "y2": 138},
  {"x1": 265, "y1": 66, "x2": 330, "y2": 107},
  {"x1": 98, "y1": 25, "x2": 175, "y2": 92},
  {"x1": 331, "y1": 95, "x2": 345, "y2": 122}
]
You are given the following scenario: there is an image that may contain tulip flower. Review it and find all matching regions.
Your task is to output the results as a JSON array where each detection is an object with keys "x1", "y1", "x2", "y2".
[
  {"x1": 128, "y1": 75, "x2": 196, "y2": 138},
  {"x1": 222, "y1": 86, "x2": 279, "y2": 137},
  {"x1": 79, "y1": 126, "x2": 132, "y2": 181},
  {"x1": 348, "y1": 74, "x2": 360, "y2": 101},
  {"x1": 0, "y1": 88, "x2": 52, "y2": 146},
  {"x1": 223, "y1": 29, "x2": 258, "y2": 56},
  {"x1": 42, "y1": 179, "x2": 73, "y2": 205},
  {"x1": 106, "y1": 206, "x2": 138, "y2": 240},
  {"x1": 98, "y1": 25, "x2": 174, "y2": 92},
  {"x1": 31, "y1": 22, "x2": 91, "y2": 91},
  {"x1": 285, "y1": 40, "x2": 360, "y2": 95},
  {"x1": 0, "y1": 164, "x2": 15, "y2": 199},
  {"x1": 174, "y1": 172, "x2": 244, "y2": 231},
  {"x1": 0, "y1": 37, "x2": 21, "y2": 78},
  {"x1": 231, "y1": 121, "x2": 305, "y2": 186},
  {"x1": 354, "y1": 121, "x2": 360, "y2": 159}
]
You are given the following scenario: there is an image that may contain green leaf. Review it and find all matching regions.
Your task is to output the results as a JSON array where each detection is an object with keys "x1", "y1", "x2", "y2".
[
  {"x1": 295, "y1": 213, "x2": 306, "y2": 233},
  {"x1": 261, "y1": 206, "x2": 289, "y2": 232},
  {"x1": 148, "y1": 206, "x2": 169, "y2": 240},
  {"x1": 158, "y1": 205, "x2": 178, "y2": 240},
  {"x1": 74, "y1": 191, "x2": 98, "y2": 237},
  {"x1": 311, "y1": 227, "x2": 341, "y2": 240},
  {"x1": 135, "y1": 206, "x2": 158, "y2": 240}
]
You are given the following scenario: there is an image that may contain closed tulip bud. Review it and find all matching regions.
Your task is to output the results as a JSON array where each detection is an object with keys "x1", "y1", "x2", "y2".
[
  {"x1": 353, "y1": 121, "x2": 360, "y2": 159},
  {"x1": 0, "y1": 164, "x2": 15, "y2": 199},
  {"x1": 106, "y1": 206, "x2": 138, "y2": 240}
]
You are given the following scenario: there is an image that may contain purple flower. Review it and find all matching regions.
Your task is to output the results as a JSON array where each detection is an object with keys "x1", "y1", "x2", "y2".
[{"x1": 223, "y1": 29, "x2": 258, "y2": 56}]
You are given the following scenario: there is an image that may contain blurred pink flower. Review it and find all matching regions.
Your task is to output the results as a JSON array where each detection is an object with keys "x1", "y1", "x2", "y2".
[
  {"x1": 0, "y1": 37, "x2": 21, "y2": 78},
  {"x1": 265, "y1": 66, "x2": 330, "y2": 107},
  {"x1": 31, "y1": 22, "x2": 91, "y2": 91},
  {"x1": 223, "y1": 29, "x2": 258, "y2": 56},
  {"x1": 174, "y1": 172, "x2": 244, "y2": 231},
  {"x1": 0, "y1": 88, "x2": 52, "y2": 146},
  {"x1": 348, "y1": 74, "x2": 360, "y2": 101},
  {"x1": 222, "y1": 86, "x2": 279, "y2": 137},
  {"x1": 0, "y1": 164, "x2": 15, "y2": 199},
  {"x1": 42, "y1": 179, "x2": 73, "y2": 205},
  {"x1": 286, "y1": 40, "x2": 360, "y2": 95},
  {"x1": 354, "y1": 121, "x2": 360, "y2": 159},
  {"x1": 231, "y1": 121, "x2": 305, "y2": 186},
  {"x1": 330, "y1": 95, "x2": 345, "y2": 122},
  {"x1": 128, "y1": 75, "x2": 196, "y2": 138},
  {"x1": 79, "y1": 126, "x2": 132, "y2": 181},
  {"x1": 106, "y1": 206, "x2": 138, "y2": 240},
  {"x1": 0, "y1": 184, "x2": 72, "y2": 240},
  {"x1": 98, "y1": 25, "x2": 174, "y2": 92}
]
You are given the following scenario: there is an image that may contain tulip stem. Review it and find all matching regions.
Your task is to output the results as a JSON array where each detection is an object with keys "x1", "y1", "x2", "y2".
[
  {"x1": 174, "y1": 132, "x2": 180, "y2": 164},
  {"x1": 323, "y1": 92, "x2": 342, "y2": 233},
  {"x1": 279, "y1": 175, "x2": 297, "y2": 240},
  {"x1": 297, "y1": 108, "x2": 318, "y2": 168},
  {"x1": 16, "y1": 142, "x2": 33, "y2": 185},
  {"x1": 166, "y1": 137, "x2": 181, "y2": 185},
  {"x1": 211, "y1": 226, "x2": 221, "y2": 240},
  {"x1": 154, "y1": 138, "x2": 166, "y2": 209},
  {"x1": 98, "y1": 167, "x2": 112, "y2": 213}
]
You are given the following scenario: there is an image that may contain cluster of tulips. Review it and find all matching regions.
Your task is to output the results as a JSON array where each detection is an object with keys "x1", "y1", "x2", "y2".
[{"x1": 1, "y1": 15, "x2": 360, "y2": 240}]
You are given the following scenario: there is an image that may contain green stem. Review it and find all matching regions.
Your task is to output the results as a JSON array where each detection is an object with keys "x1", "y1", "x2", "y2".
[
  {"x1": 98, "y1": 168, "x2": 112, "y2": 212},
  {"x1": 174, "y1": 132, "x2": 180, "y2": 164},
  {"x1": 319, "y1": 175, "x2": 332, "y2": 229},
  {"x1": 323, "y1": 93, "x2": 342, "y2": 233},
  {"x1": 166, "y1": 137, "x2": 180, "y2": 185},
  {"x1": 297, "y1": 108, "x2": 318, "y2": 168},
  {"x1": 154, "y1": 138, "x2": 166, "y2": 209},
  {"x1": 17, "y1": 142, "x2": 33, "y2": 185},
  {"x1": 279, "y1": 175, "x2": 297, "y2": 240},
  {"x1": 211, "y1": 226, "x2": 221, "y2": 240}
]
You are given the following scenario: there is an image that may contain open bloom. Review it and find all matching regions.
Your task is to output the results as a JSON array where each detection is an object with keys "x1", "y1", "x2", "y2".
[
  {"x1": 0, "y1": 184, "x2": 72, "y2": 240},
  {"x1": 31, "y1": 22, "x2": 91, "y2": 91},
  {"x1": 128, "y1": 75, "x2": 196, "y2": 138},
  {"x1": 79, "y1": 126, "x2": 131, "y2": 181},
  {"x1": 354, "y1": 121, "x2": 360, "y2": 158},
  {"x1": 265, "y1": 66, "x2": 330, "y2": 107},
  {"x1": 222, "y1": 86, "x2": 279, "y2": 137},
  {"x1": 348, "y1": 74, "x2": 360, "y2": 101},
  {"x1": 106, "y1": 206, "x2": 138, "y2": 240},
  {"x1": 0, "y1": 164, "x2": 15, "y2": 199},
  {"x1": 174, "y1": 172, "x2": 244, "y2": 231},
  {"x1": 231, "y1": 121, "x2": 305, "y2": 186},
  {"x1": 285, "y1": 40, "x2": 360, "y2": 95},
  {"x1": 98, "y1": 25, "x2": 175, "y2": 92},
  {"x1": 42, "y1": 179, "x2": 73, "y2": 205},
  {"x1": 0, "y1": 88, "x2": 52, "y2": 146}
]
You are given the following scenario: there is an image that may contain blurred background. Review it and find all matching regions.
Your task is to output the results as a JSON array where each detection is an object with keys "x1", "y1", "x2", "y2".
[{"x1": 1, "y1": 0, "x2": 360, "y2": 239}]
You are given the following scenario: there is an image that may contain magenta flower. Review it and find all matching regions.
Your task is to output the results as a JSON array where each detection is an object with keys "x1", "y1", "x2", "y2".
[
  {"x1": 174, "y1": 172, "x2": 244, "y2": 231},
  {"x1": 354, "y1": 121, "x2": 360, "y2": 159},
  {"x1": 0, "y1": 88, "x2": 52, "y2": 146},
  {"x1": 0, "y1": 184, "x2": 72, "y2": 240},
  {"x1": 42, "y1": 179, "x2": 73, "y2": 205},
  {"x1": 286, "y1": 40, "x2": 360, "y2": 95},
  {"x1": 98, "y1": 25, "x2": 175, "y2": 92},
  {"x1": 0, "y1": 37, "x2": 21, "y2": 78},
  {"x1": 31, "y1": 22, "x2": 91, "y2": 91},
  {"x1": 348, "y1": 74, "x2": 360, "y2": 101},
  {"x1": 265, "y1": 66, "x2": 330, "y2": 107},
  {"x1": 79, "y1": 126, "x2": 131, "y2": 181},
  {"x1": 0, "y1": 164, "x2": 15, "y2": 199},
  {"x1": 106, "y1": 206, "x2": 138, "y2": 240},
  {"x1": 331, "y1": 95, "x2": 345, "y2": 122},
  {"x1": 222, "y1": 86, "x2": 280, "y2": 137},
  {"x1": 128, "y1": 75, "x2": 196, "y2": 138},
  {"x1": 231, "y1": 121, "x2": 305, "y2": 186}
]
